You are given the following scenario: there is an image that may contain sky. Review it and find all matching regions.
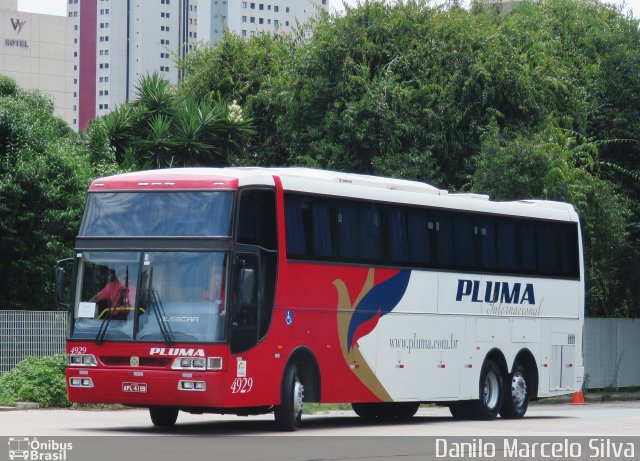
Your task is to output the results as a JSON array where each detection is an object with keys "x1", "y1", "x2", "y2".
[{"x1": 15, "y1": 0, "x2": 640, "y2": 19}]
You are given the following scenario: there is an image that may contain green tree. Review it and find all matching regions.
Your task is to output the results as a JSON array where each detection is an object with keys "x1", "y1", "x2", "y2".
[
  {"x1": 172, "y1": 0, "x2": 640, "y2": 314},
  {"x1": 98, "y1": 72, "x2": 255, "y2": 168},
  {"x1": 473, "y1": 123, "x2": 634, "y2": 316},
  {"x1": 0, "y1": 78, "x2": 112, "y2": 310}
]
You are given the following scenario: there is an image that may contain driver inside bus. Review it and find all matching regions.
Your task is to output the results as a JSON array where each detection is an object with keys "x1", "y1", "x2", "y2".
[{"x1": 90, "y1": 266, "x2": 136, "y2": 320}]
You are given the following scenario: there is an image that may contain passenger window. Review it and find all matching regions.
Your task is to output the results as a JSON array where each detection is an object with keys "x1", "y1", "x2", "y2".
[{"x1": 237, "y1": 189, "x2": 277, "y2": 250}]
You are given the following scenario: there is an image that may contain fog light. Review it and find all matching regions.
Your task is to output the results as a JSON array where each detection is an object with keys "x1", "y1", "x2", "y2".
[
  {"x1": 192, "y1": 358, "x2": 206, "y2": 369},
  {"x1": 178, "y1": 380, "x2": 206, "y2": 391},
  {"x1": 180, "y1": 358, "x2": 191, "y2": 368},
  {"x1": 69, "y1": 377, "x2": 93, "y2": 388}
]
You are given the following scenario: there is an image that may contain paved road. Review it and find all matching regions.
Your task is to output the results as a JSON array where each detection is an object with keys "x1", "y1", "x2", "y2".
[
  {"x1": 1, "y1": 400, "x2": 639, "y2": 437},
  {"x1": 1, "y1": 403, "x2": 639, "y2": 461}
]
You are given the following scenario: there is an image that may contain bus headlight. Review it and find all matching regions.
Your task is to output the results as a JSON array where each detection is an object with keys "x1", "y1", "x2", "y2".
[
  {"x1": 172, "y1": 357, "x2": 222, "y2": 370},
  {"x1": 67, "y1": 354, "x2": 98, "y2": 367}
]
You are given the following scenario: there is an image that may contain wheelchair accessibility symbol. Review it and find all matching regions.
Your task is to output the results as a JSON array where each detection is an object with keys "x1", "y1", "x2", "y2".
[{"x1": 285, "y1": 310, "x2": 293, "y2": 326}]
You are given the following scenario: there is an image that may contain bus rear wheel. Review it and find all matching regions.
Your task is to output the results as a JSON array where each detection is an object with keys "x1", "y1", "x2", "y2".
[
  {"x1": 449, "y1": 401, "x2": 472, "y2": 419},
  {"x1": 499, "y1": 363, "x2": 529, "y2": 419},
  {"x1": 274, "y1": 364, "x2": 304, "y2": 431},
  {"x1": 149, "y1": 407, "x2": 179, "y2": 427},
  {"x1": 472, "y1": 359, "x2": 503, "y2": 420}
]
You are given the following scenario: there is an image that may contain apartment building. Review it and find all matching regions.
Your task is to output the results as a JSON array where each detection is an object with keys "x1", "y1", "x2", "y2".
[
  {"x1": 198, "y1": 0, "x2": 328, "y2": 44},
  {"x1": 71, "y1": 0, "x2": 328, "y2": 131},
  {"x1": 0, "y1": 0, "x2": 74, "y2": 125}
]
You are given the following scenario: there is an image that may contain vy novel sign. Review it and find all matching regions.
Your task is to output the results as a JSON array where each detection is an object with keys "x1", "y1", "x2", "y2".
[{"x1": 5, "y1": 18, "x2": 29, "y2": 48}]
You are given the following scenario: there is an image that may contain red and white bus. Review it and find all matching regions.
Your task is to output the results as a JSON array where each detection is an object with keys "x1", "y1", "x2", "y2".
[{"x1": 61, "y1": 167, "x2": 584, "y2": 430}]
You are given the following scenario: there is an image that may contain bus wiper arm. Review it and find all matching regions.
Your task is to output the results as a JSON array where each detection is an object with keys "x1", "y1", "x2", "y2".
[
  {"x1": 149, "y1": 288, "x2": 174, "y2": 346},
  {"x1": 95, "y1": 301, "x2": 114, "y2": 345}
]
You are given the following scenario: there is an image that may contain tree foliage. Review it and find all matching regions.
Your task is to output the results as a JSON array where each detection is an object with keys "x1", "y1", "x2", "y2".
[
  {"x1": 98, "y1": 72, "x2": 255, "y2": 168},
  {"x1": 0, "y1": 79, "x2": 113, "y2": 310},
  {"x1": 2, "y1": 0, "x2": 640, "y2": 316},
  {"x1": 178, "y1": 0, "x2": 640, "y2": 316}
]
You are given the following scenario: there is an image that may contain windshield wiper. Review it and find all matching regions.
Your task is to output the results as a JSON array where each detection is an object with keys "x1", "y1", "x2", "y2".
[
  {"x1": 149, "y1": 289, "x2": 174, "y2": 346},
  {"x1": 95, "y1": 300, "x2": 114, "y2": 345},
  {"x1": 147, "y1": 268, "x2": 174, "y2": 346}
]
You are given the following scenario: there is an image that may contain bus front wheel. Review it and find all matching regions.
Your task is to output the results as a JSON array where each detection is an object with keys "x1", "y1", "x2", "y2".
[
  {"x1": 274, "y1": 363, "x2": 304, "y2": 431},
  {"x1": 499, "y1": 363, "x2": 529, "y2": 419},
  {"x1": 149, "y1": 407, "x2": 179, "y2": 427}
]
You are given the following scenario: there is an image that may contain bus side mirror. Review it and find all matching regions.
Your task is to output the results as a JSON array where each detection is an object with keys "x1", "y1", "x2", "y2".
[
  {"x1": 55, "y1": 258, "x2": 73, "y2": 309},
  {"x1": 239, "y1": 268, "x2": 255, "y2": 308}
]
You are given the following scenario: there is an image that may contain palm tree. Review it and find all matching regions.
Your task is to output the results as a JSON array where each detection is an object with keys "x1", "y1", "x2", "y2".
[{"x1": 96, "y1": 73, "x2": 254, "y2": 169}]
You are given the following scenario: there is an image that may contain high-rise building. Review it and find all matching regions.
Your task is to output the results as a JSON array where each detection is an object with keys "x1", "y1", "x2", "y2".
[
  {"x1": 198, "y1": 0, "x2": 328, "y2": 44},
  {"x1": 71, "y1": 0, "x2": 328, "y2": 131},
  {"x1": 0, "y1": 0, "x2": 74, "y2": 125}
]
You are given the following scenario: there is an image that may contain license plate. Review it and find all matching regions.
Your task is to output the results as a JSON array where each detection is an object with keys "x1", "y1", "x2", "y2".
[{"x1": 122, "y1": 382, "x2": 147, "y2": 393}]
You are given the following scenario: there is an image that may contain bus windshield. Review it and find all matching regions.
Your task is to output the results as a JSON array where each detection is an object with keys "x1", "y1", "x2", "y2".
[
  {"x1": 71, "y1": 251, "x2": 228, "y2": 343},
  {"x1": 79, "y1": 191, "x2": 233, "y2": 237}
]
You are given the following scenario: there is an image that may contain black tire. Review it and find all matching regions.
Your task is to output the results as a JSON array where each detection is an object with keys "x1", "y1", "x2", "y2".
[
  {"x1": 352, "y1": 402, "x2": 380, "y2": 419},
  {"x1": 149, "y1": 407, "x2": 179, "y2": 427},
  {"x1": 471, "y1": 359, "x2": 503, "y2": 420},
  {"x1": 499, "y1": 363, "x2": 529, "y2": 419},
  {"x1": 352, "y1": 402, "x2": 419, "y2": 420},
  {"x1": 274, "y1": 364, "x2": 304, "y2": 431},
  {"x1": 449, "y1": 401, "x2": 471, "y2": 419},
  {"x1": 388, "y1": 402, "x2": 420, "y2": 420}
]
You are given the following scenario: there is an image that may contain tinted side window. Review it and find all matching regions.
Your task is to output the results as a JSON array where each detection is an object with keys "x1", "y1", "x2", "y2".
[
  {"x1": 453, "y1": 214, "x2": 475, "y2": 268},
  {"x1": 536, "y1": 222, "x2": 558, "y2": 274},
  {"x1": 284, "y1": 194, "x2": 333, "y2": 258},
  {"x1": 496, "y1": 219, "x2": 518, "y2": 272},
  {"x1": 479, "y1": 217, "x2": 497, "y2": 270},
  {"x1": 558, "y1": 223, "x2": 579, "y2": 277},
  {"x1": 520, "y1": 223, "x2": 537, "y2": 273},
  {"x1": 237, "y1": 189, "x2": 277, "y2": 250},
  {"x1": 434, "y1": 211, "x2": 453, "y2": 266},
  {"x1": 337, "y1": 200, "x2": 383, "y2": 261}
]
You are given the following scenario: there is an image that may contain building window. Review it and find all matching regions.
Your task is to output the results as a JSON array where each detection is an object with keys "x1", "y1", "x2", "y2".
[
  {"x1": 242, "y1": 15, "x2": 247, "y2": 22},
  {"x1": 242, "y1": 1, "x2": 247, "y2": 7},
  {"x1": 250, "y1": 17, "x2": 255, "y2": 23},
  {"x1": 274, "y1": 6, "x2": 278, "y2": 12},
  {"x1": 242, "y1": 29, "x2": 247, "y2": 36},
  {"x1": 259, "y1": 18, "x2": 263, "y2": 24},
  {"x1": 259, "y1": 3, "x2": 264, "y2": 10},
  {"x1": 250, "y1": 2, "x2": 255, "y2": 8}
]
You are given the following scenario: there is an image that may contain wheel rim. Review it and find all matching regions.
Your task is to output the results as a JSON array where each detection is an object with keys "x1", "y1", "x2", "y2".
[
  {"x1": 511, "y1": 371, "x2": 527, "y2": 408},
  {"x1": 483, "y1": 371, "x2": 500, "y2": 410},
  {"x1": 293, "y1": 378, "x2": 304, "y2": 417}
]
